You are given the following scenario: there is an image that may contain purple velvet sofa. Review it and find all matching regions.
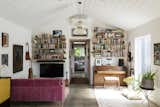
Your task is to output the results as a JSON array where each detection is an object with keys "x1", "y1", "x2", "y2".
[{"x1": 11, "y1": 78, "x2": 65, "y2": 102}]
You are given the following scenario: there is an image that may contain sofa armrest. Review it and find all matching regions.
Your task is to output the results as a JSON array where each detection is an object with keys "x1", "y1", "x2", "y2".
[
  {"x1": 0, "y1": 77, "x2": 10, "y2": 104},
  {"x1": 148, "y1": 89, "x2": 160, "y2": 107}
]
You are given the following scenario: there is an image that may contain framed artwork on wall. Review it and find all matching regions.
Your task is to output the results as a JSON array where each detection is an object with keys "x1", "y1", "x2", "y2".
[
  {"x1": 154, "y1": 43, "x2": 160, "y2": 65},
  {"x1": 95, "y1": 59, "x2": 102, "y2": 66},
  {"x1": 2, "y1": 32, "x2": 9, "y2": 47},
  {"x1": 52, "y1": 30, "x2": 62, "y2": 36},
  {"x1": 13, "y1": 45, "x2": 23, "y2": 73},
  {"x1": 1, "y1": 54, "x2": 8, "y2": 66}
]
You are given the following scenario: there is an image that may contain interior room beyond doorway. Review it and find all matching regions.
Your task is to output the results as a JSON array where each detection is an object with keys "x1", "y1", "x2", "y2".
[{"x1": 69, "y1": 39, "x2": 90, "y2": 84}]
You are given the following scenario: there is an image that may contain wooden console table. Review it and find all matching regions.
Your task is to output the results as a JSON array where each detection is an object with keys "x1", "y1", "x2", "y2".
[{"x1": 93, "y1": 66, "x2": 126, "y2": 86}]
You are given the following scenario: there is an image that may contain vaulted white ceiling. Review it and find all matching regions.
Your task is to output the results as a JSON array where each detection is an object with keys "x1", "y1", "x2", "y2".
[{"x1": 0, "y1": 0, "x2": 160, "y2": 30}]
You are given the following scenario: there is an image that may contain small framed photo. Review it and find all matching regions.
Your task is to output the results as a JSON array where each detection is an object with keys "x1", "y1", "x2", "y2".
[
  {"x1": 154, "y1": 43, "x2": 160, "y2": 65},
  {"x1": 53, "y1": 30, "x2": 62, "y2": 36},
  {"x1": 2, "y1": 54, "x2": 8, "y2": 66},
  {"x1": 95, "y1": 59, "x2": 102, "y2": 66},
  {"x1": 2, "y1": 32, "x2": 9, "y2": 47}
]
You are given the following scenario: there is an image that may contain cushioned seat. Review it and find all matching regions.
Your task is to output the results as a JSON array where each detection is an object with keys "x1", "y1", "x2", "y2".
[
  {"x1": 11, "y1": 78, "x2": 67, "y2": 102},
  {"x1": 122, "y1": 89, "x2": 143, "y2": 100},
  {"x1": 104, "y1": 76, "x2": 120, "y2": 87}
]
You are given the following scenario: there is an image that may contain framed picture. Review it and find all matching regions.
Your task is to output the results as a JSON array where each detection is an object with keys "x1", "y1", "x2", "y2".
[
  {"x1": 95, "y1": 59, "x2": 102, "y2": 66},
  {"x1": 13, "y1": 45, "x2": 23, "y2": 73},
  {"x1": 72, "y1": 27, "x2": 88, "y2": 36},
  {"x1": 1, "y1": 54, "x2": 8, "y2": 66},
  {"x1": 2, "y1": 32, "x2": 9, "y2": 47},
  {"x1": 154, "y1": 43, "x2": 160, "y2": 65},
  {"x1": 53, "y1": 30, "x2": 62, "y2": 36}
]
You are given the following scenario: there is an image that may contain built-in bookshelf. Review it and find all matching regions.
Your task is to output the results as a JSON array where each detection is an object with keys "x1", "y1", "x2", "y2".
[
  {"x1": 92, "y1": 27, "x2": 125, "y2": 58},
  {"x1": 32, "y1": 33, "x2": 66, "y2": 62}
]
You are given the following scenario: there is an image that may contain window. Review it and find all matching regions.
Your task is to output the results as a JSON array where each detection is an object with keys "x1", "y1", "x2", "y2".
[
  {"x1": 74, "y1": 47, "x2": 85, "y2": 57},
  {"x1": 134, "y1": 35, "x2": 151, "y2": 79}
]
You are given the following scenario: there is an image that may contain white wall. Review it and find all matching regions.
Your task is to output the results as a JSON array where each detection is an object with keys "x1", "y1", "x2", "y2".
[
  {"x1": 33, "y1": 19, "x2": 127, "y2": 85},
  {"x1": 0, "y1": 17, "x2": 32, "y2": 78},
  {"x1": 0, "y1": 17, "x2": 126, "y2": 85},
  {"x1": 32, "y1": 18, "x2": 97, "y2": 85},
  {"x1": 128, "y1": 18, "x2": 160, "y2": 88}
]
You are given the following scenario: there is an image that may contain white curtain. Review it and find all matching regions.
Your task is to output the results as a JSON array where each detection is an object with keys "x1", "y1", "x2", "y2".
[{"x1": 134, "y1": 35, "x2": 151, "y2": 79}]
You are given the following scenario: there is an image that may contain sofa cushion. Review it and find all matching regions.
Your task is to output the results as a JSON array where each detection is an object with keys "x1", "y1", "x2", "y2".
[
  {"x1": 122, "y1": 89, "x2": 143, "y2": 100},
  {"x1": 148, "y1": 89, "x2": 160, "y2": 106},
  {"x1": 12, "y1": 79, "x2": 33, "y2": 87},
  {"x1": 33, "y1": 78, "x2": 63, "y2": 87}
]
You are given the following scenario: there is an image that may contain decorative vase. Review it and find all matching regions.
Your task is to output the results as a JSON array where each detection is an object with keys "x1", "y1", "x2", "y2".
[{"x1": 141, "y1": 78, "x2": 154, "y2": 89}]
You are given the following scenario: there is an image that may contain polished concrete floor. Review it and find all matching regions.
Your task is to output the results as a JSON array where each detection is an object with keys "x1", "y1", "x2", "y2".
[
  {"x1": 71, "y1": 71, "x2": 86, "y2": 78},
  {"x1": 11, "y1": 84, "x2": 98, "y2": 107}
]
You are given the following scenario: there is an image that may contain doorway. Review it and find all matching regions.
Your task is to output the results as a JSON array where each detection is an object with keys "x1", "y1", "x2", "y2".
[{"x1": 69, "y1": 39, "x2": 90, "y2": 84}]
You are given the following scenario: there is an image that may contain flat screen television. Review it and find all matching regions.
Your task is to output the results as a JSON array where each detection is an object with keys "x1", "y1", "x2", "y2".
[{"x1": 40, "y1": 64, "x2": 63, "y2": 77}]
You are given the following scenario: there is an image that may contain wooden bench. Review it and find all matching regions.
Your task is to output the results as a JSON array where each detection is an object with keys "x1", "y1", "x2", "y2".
[{"x1": 104, "y1": 76, "x2": 120, "y2": 87}]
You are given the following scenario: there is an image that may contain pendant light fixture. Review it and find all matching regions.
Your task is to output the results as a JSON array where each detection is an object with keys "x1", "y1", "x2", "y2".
[{"x1": 69, "y1": 1, "x2": 88, "y2": 36}]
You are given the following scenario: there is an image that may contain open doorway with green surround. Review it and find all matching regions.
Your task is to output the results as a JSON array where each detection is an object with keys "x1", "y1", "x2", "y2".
[{"x1": 69, "y1": 39, "x2": 90, "y2": 84}]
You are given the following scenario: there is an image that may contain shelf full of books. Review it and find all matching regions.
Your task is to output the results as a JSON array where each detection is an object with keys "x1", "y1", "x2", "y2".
[
  {"x1": 32, "y1": 32, "x2": 66, "y2": 62},
  {"x1": 92, "y1": 27, "x2": 126, "y2": 58}
]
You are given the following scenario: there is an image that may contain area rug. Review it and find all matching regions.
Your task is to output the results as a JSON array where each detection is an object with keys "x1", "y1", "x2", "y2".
[{"x1": 94, "y1": 87, "x2": 147, "y2": 107}]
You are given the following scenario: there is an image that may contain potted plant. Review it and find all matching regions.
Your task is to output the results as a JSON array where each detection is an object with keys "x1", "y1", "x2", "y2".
[{"x1": 140, "y1": 71, "x2": 156, "y2": 90}]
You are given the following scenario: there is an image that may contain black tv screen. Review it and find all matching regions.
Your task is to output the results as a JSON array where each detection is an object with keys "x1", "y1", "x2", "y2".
[{"x1": 40, "y1": 64, "x2": 63, "y2": 77}]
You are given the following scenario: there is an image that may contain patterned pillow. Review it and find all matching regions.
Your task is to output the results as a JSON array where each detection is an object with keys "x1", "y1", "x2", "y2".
[{"x1": 122, "y1": 89, "x2": 143, "y2": 100}]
